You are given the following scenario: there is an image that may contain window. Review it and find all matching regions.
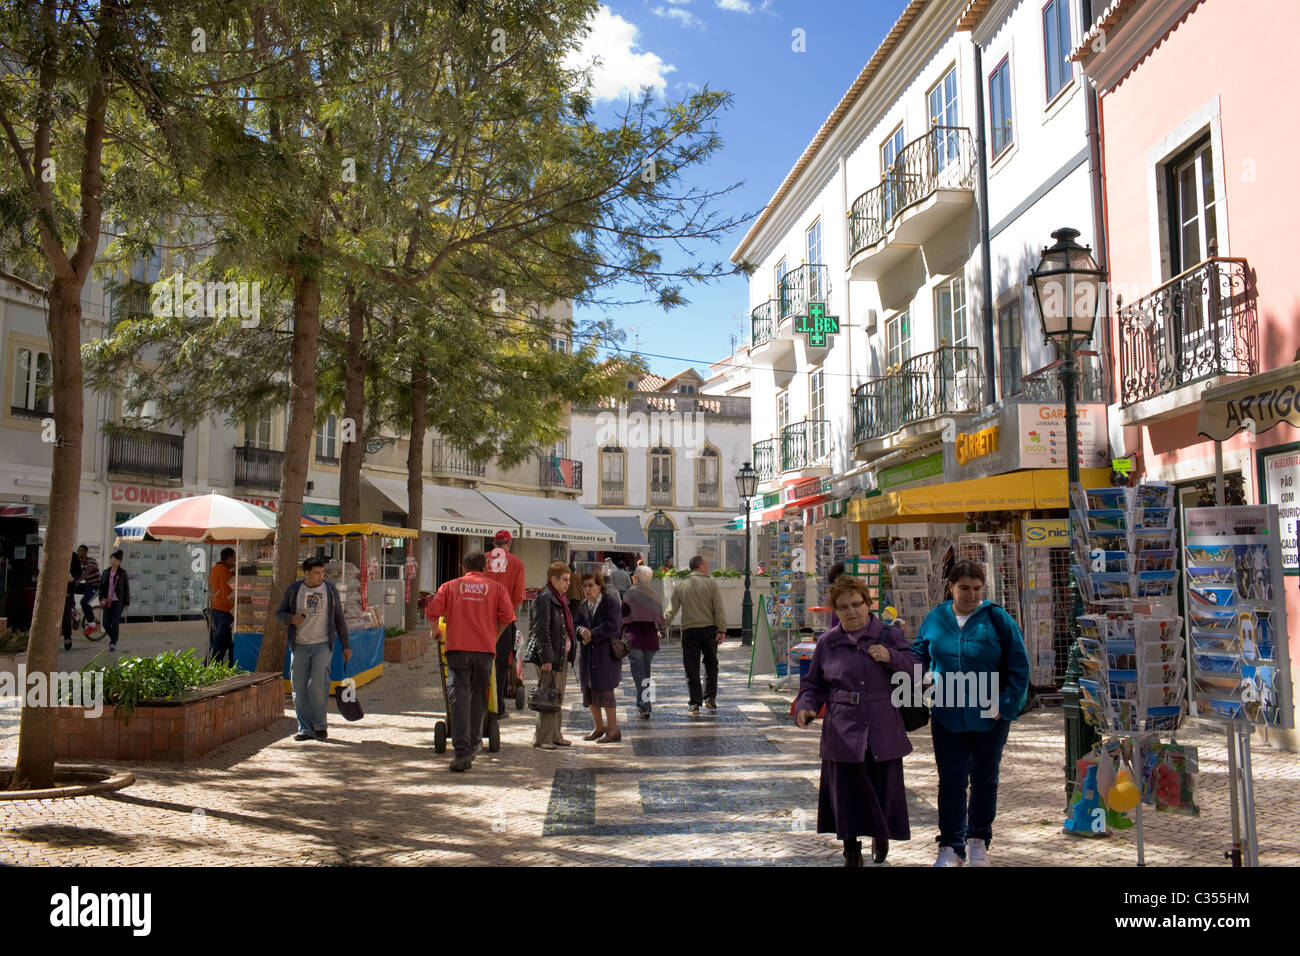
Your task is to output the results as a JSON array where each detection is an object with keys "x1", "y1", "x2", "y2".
[
  {"x1": 650, "y1": 445, "x2": 673, "y2": 506},
  {"x1": 882, "y1": 125, "x2": 906, "y2": 221},
  {"x1": 935, "y1": 277, "x2": 970, "y2": 371},
  {"x1": 11, "y1": 346, "x2": 52, "y2": 417},
  {"x1": 809, "y1": 369, "x2": 827, "y2": 460},
  {"x1": 1170, "y1": 140, "x2": 1220, "y2": 274},
  {"x1": 806, "y1": 219, "x2": 824, "y2": 301},
  {"x1": 928, "y1": 66, "x2": 960, "y2": 171},
  {"x1": 1043, "y1": 0, "x2": 1073, "y2": 101},
  {"x1": 776, "y1": 390, "x2": 790, "y2": 433},
  {"x1": 599, "y1": 445, "x2": 625, "y2": 505},
  {"x1": 775, "y1": 256, "x2": 788, "y2": 313},
  {"x1": 998, "y1": 301, "x2": 1024, "y2": 398},
  {"x1": 123, "y1": 395, "x2": 161, "y2": 424},
  {"x1": 886, "y1": 311, "x2": 912, "y2": 369},
  {"x1": 989, "y1": 57, "x2": 1013, "y2": 158},
  {"x1": 549, "y1": 336, "x2": 568, "y2": 353},
  {"x1": 696, "y1": 446, "x2": 720, "y2": 507},
  {"x1": 245, "y1": 411, "x2": 274, "y2": 449},
  {"x1": 315, "y1": 414, "x2": 338, "y2": 462},
  {"x1": 130, "y1": 249, "x2": 162, "y2": 285}
]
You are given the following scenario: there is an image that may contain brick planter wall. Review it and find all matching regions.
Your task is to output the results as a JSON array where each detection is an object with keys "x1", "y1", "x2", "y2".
[
  {"x1": 384, "y1": 629, "x2": 429, "y2": 663},
  {"x1": 55, "y1": 672, "x2": 284, "y2": 761}
]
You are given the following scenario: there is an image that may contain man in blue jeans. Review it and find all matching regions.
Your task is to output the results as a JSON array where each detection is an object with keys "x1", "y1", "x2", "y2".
[{"x1": 275, "y1": 557, "x2": 351, "y2": 741}]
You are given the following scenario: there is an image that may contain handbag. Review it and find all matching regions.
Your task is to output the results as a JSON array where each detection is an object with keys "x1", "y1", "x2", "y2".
[
  {"x1": 336, "y1": 654, "x2": 364, "y2": 722},
  {"x1": 610, "y1": 637, "x2": 631, "y2": 660},
  {"x1": 528, "y1": 680, "x2": 561, "y2": 713},
  {"x1": 881, "y1": 624, "x2": 929, "y2": 732}
]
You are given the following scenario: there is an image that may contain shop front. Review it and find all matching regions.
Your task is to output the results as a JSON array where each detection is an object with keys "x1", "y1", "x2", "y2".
[{"x1": 479, "y1": 490, "x2": 616, "y2": 589}]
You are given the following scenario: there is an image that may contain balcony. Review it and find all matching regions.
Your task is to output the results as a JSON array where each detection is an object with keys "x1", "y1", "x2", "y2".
[
  {"x1": 235, "y1": 445, "x2": 284, "y2": 491},
  {"x1": 1020, "y1": 352, "x2": 1106, "y2": 404},
  {"x1": 430, "y1": 439, "x2": 486, "y2": 479},
  {"x1": 781, "y1": 419, "x2": 831, "y2": 473},
  {"x1": 779, "y1": 264, "x2": 831, "y2": 325},
  {"x1": 1118, "y1": 257, "x2": 1257, "y2": 413},
  {"x1": 750, "y1": 299, "x2": 777, "y2": 349},
  {"x1": 749, "y1": 297, "x2": 791, "y2": 368},
  {"x1": 848, "y1": 126, "x2": 976, "y2": 281},
  {"x1": 108, "y1": 429, "x2": 184, "y2": 481},
  {"x1": 852, "y1": 346, "x2": 986, "y2": 448},
  {"x1": 538, "y1": 455, "x2": 583, "y2": 492},
  {"x1": 696, "y1": 482, "x2": 720, "y2": 508},
  {"x1": 649, "y1": 479, "x2": 673, "y2": 507},
  {"x1": 753, "y1": 438, "x2": 777, "y2": 484}
]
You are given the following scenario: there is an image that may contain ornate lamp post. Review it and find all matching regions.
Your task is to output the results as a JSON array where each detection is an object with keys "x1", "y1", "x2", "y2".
[
  {"x1": 1028, "y1": 227, "x2": 1105, "y2": 803},
  {"x1": 735, "y1": 462, "x2": 758, "y2": 647}
]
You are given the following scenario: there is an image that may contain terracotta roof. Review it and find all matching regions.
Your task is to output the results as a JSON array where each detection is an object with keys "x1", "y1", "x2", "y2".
[
  {"x1": 635, "y1": 373, "x2": 667, "y2": 392},
  {"x1": 730, "y1": 0, "x2": 930, "y2": 264},
  {"x1": 954, "y1": 0, "x2": 996, "y2": 32},
  {"x1": 1070, "y1": 0, "x2": 1140, "y2": 61}
]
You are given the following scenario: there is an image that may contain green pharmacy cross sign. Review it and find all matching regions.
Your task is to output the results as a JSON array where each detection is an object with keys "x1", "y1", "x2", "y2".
[{"x1": 794, "y1": 302, "x2": 840, "y2": 347}]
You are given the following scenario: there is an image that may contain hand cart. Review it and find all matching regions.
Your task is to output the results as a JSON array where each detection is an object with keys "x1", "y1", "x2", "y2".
[{"x1": 432, "y1": 627, "x2": 501, "y2": 755}]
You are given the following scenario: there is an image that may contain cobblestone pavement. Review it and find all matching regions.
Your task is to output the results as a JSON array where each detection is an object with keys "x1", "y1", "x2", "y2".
[{"x1": 2, "y1": 638, "x2": 1298, "y2": 866}]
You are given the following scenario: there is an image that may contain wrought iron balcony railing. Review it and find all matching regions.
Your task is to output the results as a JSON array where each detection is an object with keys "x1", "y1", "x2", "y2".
[
  {"x1": 649, "y1": 479, "x2": 673, "y2": 506},
  {"x1": 696, "y1": 482, "x2": 720, "y2": 507},
  {"x1": 778, "y1": 264, "x2": 831, "y2": 322},
  {"x1": 781, "y1": 419, "x2": 830, "y2": 472},
  {"x1": 584, "y1": 393, "x2": 750, "y2": 418},
  {"x1": 849, "y1": 126, "x2": 976, "y2": 256},
  {"x1": 430, "y1": 439, "x2": 486, "y2": 478},
  {"x1": 109, "y1": 429, "x2": 184, "y2": 480},
  {"x1": 751, "y1": 299, "x2": 777, "y2": 348},
  {"x1": 1020, "y1": 352, "x2": 1105, "y2": 404},
  {"x1": 235, "y1": 445, "x2": 283, "y2": 490},
  {"x1": 539, "y1": 455, "x2": 583, "y2": 491},
  {"x1": 753, "y1": 438, "x2": 777, "y2": 483},
  {"x1": 852, "y1": 346, "x2": 986, "y2": 444},
  {"x1": 1118, "y1": 257, "x2": 1257, "y2": 407},
  {"x1": 599, "y1": 479, "x2": 625, "y2": 506}
]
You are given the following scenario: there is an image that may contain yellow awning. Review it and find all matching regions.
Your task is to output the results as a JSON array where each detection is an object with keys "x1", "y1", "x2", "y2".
[
  {"x1": 298, "y1": 522, "x2": 418, "y2": 539},
  {"x1": 848, "y1": 468, "x2": 1112, "y2": 524}
]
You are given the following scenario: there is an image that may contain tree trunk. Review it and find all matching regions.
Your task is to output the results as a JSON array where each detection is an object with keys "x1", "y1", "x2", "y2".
[
  {"x1": 404, "y1": 367, "x2": 427, "y2": 630},
  {"x1": 339, "y1": 289, "x2": 366, "y2": 526},
  {"x1": 257, "y1": 258, "x2": 322, "y2": 673},
  {"x1": 10, "y1": 277, "x2": 85, "y2": 790}
]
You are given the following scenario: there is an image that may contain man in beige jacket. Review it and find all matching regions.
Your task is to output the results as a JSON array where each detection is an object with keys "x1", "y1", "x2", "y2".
[{"x1": 664, "y1": 555, "x2": 727, "y2": 715}]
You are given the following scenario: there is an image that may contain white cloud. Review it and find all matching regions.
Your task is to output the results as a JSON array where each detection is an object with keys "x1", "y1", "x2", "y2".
[
  {"x1": 716, "y1": 0, "x2": 753, "y2": 12},
  {"x1": 564, "y1": 6, "x2": 677, "y2": 102},
  {"x1": 652, "y1": 4, "x2": 705, "y2": 28}
]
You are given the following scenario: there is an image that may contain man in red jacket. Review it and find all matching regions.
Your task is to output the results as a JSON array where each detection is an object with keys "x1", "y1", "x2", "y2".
[
  {"x1": 426, "y1": 550, "x2": 515, "y2": 772},
  {"x1": 484, "y1": 529, "x2": 526, "y2": 716}
]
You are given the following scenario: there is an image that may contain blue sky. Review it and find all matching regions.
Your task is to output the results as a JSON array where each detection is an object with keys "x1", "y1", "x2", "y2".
[{"x1": 567, "y1": 0, "x2": 908, "y2": 379}]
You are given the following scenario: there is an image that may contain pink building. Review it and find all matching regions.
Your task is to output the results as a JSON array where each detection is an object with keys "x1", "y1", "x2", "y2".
[{"x1": 1077, "y1": 0, "x2": 1300, "y2": 747}]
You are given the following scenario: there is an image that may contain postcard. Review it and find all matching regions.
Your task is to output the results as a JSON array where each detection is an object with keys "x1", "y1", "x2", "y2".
[
  {"x1": 1134, "y1": 532, "x2": 1177, "y2": 553},
  {"x1": 1192, "y1": 652, "x2": 1242, "y2": 676},
  {"x1": 1137, "y1": 507, "x2": 1174, "y2": 531},
  {"x1": 1087, "y1": 509, "x2": 1128, "y2": 532},
  {"x1": 1185, "y1": 544, "x2": 1236, "y2": 565},
  {"x1": 1137, "y1": 483, "x2": 1175, "y2": 510},
  {"x1": 1189, "y1": 586, "x2": 1237, "y2": 608},
  {"x1": 1137, "y1": 570, "x2": 1179, "y2": 598},
  {"x1": 1143, "y1": 681, "x2": 1186, "y2": 708},
  {"x1": 1086, "y1": 488, "x2": 1128, "y2": 510},
  {"x1": 1144, "y1": 660, "x2": 1184, "y2": 685},
  {"x1": 1092, "y1": 573, "x2": 1132, "y2": 600},
  {"x1": 1136, "y1": 550, "x2": 1176, "y2": 572},
  {"x1": 1187, "y1": 564, "x2": 1235, "y2": 586}
]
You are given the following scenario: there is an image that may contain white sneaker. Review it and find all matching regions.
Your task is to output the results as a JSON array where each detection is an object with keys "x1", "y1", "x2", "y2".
[
  {"x1": 966, "y1": 838, "x2": 990, "y2": 867},
  {"x1": 934, "y1": 846, "x2": 964, "y2": 867}
]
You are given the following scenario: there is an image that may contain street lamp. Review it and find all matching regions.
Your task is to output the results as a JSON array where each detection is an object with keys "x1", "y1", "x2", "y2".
[
  {"x1": 1028, "y1": 226, "x2": 1105, "y2": 806},
  {"x1": 735, "y1": 462, "x2": 759, "y2": 647}
]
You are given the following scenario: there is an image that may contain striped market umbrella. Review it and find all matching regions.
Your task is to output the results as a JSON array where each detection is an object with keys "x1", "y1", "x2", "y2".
[{"x1": 114, "y1": 493, "x2": 281, "y2": 543}]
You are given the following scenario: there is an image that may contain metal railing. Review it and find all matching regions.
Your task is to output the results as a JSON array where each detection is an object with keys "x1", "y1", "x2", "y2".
[
  {"x1": 235, "y1": 445, "x2": 283, "y2": 490},
  {"x1": 538, "y1": 455, "x2": 583, "y2": 491},
  {"x1": 649, "y1": 479, "x2": 673, "y2": 506},
  {"x1": 1020, "y1": 352, "x2": 1105, "y2": 403},
  {"x1": 584, "y1": 393, "x2": 751, "y2": 418},
  {"x1": 849, "y1": 126, "x2": 976, "y2": 256},
  {"x1": 751, "y1": 299, "x2": 776, "y2": 348},
  {"x1": 778, "y1": 264, "x2": 831, "y2": 322},
  {"x1": 753, "y1": 438, "x2": 777, "y2": 483},
  {"x1": 696, "y1": 482, "x2": 720, "y2": 507},
  {"x1": 781, "y1": 419, "x2": 830, "y2": 471},
  {"x1": 600, "y1": 479, "x2": 625, "y2": 506},
  {"x1": 852, "y1": 346, "x2": 986, "y2": 443},
  {"x1": 1118, "y1": 257, "x2": 1257, "y2": 407},
  {"x1": 430, "y1": 439, "x2": 486, "y2": 478},
  {"x1": 109, "y1": 429, "x2": 184, "y2": 479}
]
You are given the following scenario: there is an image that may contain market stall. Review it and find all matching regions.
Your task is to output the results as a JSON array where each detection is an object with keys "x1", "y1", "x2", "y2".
[{"x1": 232, "y1": 522, "x2": 418, "y2": 691}]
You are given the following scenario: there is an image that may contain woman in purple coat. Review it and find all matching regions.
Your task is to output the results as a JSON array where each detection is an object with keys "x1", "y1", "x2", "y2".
[{"x1": 796, "y1": 575, "x2": 917, "y2": 866}]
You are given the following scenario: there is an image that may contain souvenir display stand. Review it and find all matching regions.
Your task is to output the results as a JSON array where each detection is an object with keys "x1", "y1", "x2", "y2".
[
  {"x1": 1181, "y1": 504, "x2": 1294, "y2": 867},
  {"x1": 233, "y1": 523, "x2": 418, "y2": 692},
  {"x1": 1067, "y1": 482, "x2": 1190, "y2": 864},
  {"x1": 763, "y1": 516, "x2": 806, "y2": 690}
]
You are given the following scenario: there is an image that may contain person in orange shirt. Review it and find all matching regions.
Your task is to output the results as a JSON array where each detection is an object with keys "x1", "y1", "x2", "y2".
[
  {"x1": 426, "y1": 550, "x2": 516, "y2": 772},
  {"x1": 484, "y1": 530, "x2": 526, "y2": 716},
  {"x1": 208, "y1": 547, "x2": 237, "y2": 665}
]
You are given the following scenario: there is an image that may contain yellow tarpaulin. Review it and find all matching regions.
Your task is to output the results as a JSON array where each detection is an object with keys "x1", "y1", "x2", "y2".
[
  {"x1": 298, "y1": 522, "x2": 418, "y2": 539},
  {"x1": 848, "y1": 468, "x2": 1112, "y2": 524}
]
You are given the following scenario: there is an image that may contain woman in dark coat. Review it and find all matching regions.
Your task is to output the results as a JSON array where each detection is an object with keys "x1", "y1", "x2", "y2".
[
  {"x1": 528, "y1": 562, "x2": 576, "y2": 750},
  {"x1": 97, "y1": 548, "x2": 131, "y2": 652},
  {"x1": 796, "y1": 575, "x2": 917, "y2": 866},
  {"x1": 575, "y1": 570, "x2": 624, "y2": 743}
]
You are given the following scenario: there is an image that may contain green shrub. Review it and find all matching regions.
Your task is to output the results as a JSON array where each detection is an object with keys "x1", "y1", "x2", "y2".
[
  {"x1": 66, "y1": 649, "x2": 245, "y2": 720},
  {"x1": 384, "y1": 626, "x2": 407, "y2": 639},
  {"x1": 0, "y1": 627, "x2": 28, "y2": 654},
  {"x1": 710, "y1": 569, "x2": 742, "y2": 578}
]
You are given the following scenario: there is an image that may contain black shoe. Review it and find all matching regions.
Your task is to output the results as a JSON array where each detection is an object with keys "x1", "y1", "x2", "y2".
[
  {"x1": 294, "y1": 732, "x2": 313, "y2": 741},
  {"x1": 687, "y1": 704, "x2": 700, "y2": 716},
  {"x1": 872, "y1": 838, "x2": 889, "y2": 864},
  {"x1": 64, "y1": 639, "x2": 72, "y2": 650},
  {"x1": 449, "y1": 755, "x2": 472, "y2": 772},
  {"x1": 843, "y1": 840, "x2": 864, "y2": 867},
  {"x1": 703, "y1": 698, "x2": 717, "y2": 710},
  {"x1": 109, "y1": 643, "x2": 117, "y2": 652},
  {"x1": 315, "y1": 729, "x2": 328, "y2": 740}
]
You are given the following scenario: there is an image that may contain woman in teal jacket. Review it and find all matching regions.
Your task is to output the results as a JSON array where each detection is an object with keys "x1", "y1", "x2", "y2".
[{"x1": 911, "y1": 559, "x2": 1029, "y2": 867}]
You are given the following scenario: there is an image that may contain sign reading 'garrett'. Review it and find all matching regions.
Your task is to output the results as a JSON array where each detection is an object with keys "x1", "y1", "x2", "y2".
[{"x1": 956, "y1": 425, "x2": 1000, "y2": 465}]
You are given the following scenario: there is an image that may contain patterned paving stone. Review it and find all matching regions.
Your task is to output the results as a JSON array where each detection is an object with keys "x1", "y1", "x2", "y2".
[
  {"x1": 631, "y1": 734, "x2": 781, "y2": 758},
  {"x1": 639, "y1": 777, "x2": 816, "y2": 814}
]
